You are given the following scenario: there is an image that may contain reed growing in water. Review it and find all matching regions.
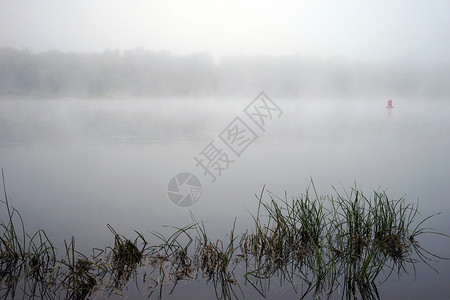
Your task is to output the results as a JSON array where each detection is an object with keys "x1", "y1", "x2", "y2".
[{"x1": 1, "y1": 170, "x2": 448, "y2": 299}]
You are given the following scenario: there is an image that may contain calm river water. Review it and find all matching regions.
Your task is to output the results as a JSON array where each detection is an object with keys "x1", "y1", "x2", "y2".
[{"x1": 0, "y1": 97, "x2": 449, "y2": 298}]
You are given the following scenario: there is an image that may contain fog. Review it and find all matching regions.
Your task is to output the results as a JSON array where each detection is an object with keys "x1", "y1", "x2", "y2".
[
  {"x1": 1, "y1": 48, "x2": 449, "y2": 99},
  {"x1": 1, "y1": 1, "x2": 449, "y2": 62},
  {"x1": 1, "y1": 1, "x2": 449, "y2": 98},
  {"x1": 0, "y1": 0, "x2": 449, "y2": 258},
  {"x1": 1, "y1": 1, "x2": 450, "y2": 298}
]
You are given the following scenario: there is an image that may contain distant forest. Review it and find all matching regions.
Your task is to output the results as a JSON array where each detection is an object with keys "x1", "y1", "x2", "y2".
[{"x1": 0, "y1": 47, "x2": 448, "y2": 99}]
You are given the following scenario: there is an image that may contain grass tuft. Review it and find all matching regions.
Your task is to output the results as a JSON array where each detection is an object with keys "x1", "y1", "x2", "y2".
[{"x1": 1, "y1": 171, "x2": 448, "y2": 299}]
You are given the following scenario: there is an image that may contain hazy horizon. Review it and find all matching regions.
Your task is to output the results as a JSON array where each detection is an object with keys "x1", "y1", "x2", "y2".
[
  {"x1": 1, "y1": 47, "x2": 448, "y2": 99},
  {"x1": 1, "y1": 1, "x2": 449, "y2": 63},
  {"x1": 2, "y1": 1, "x2": 449, "y2": 99}
]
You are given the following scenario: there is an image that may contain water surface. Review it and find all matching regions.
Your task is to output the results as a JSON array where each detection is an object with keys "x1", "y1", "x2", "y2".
[{"x1": 0, "y1": 97, "x2": 449, "y2": 298}]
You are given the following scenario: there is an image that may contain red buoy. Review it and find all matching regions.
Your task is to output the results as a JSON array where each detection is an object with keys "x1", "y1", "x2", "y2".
[{"x1": 386, "y1": 99, "x2": 393, "y2": 108}]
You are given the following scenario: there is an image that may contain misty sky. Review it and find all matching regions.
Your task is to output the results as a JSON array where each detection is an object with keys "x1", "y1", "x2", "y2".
[{"x1": 1, "y1": 0, "x2": 449, "y2": 62}]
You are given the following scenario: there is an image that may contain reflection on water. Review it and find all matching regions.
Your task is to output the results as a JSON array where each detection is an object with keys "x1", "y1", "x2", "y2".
[
  {"x1": 0, "y1": 183, "x2": 448, "y2": 299},
  {"x1": 0, "y1": 98, "x2": 449, "y2": 298}
]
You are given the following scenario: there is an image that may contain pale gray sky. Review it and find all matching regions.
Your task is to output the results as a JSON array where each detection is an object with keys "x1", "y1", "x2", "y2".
[{"x1": 1, "y1": 0, "x2": 449, "y2": 62}]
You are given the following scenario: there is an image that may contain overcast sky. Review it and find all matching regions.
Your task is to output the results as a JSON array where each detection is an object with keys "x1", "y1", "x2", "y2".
[{"x1": 1, "y1": 0, "x2": 449, "y2": 62}]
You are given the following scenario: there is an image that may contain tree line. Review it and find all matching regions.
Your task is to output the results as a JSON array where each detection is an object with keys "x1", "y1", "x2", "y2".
[{"x1": 0, "y1": 47, "x2": 448, "y2": 99}]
